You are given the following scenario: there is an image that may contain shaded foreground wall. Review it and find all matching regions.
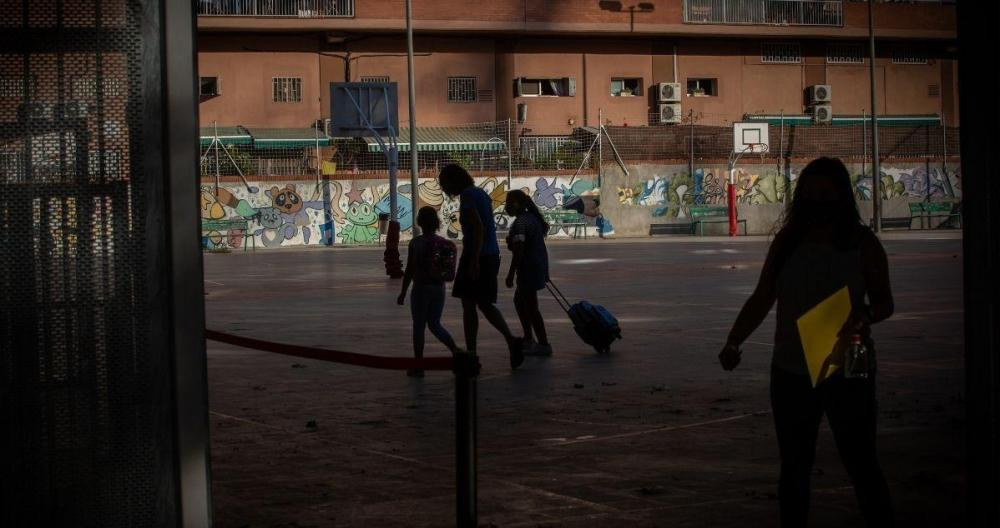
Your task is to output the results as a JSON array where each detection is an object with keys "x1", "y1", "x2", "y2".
[
  {"x1": 600, "y1": 161, "x2": 963, "y2": 237},
  {"x1": 200, "y1": 175, "x2": 599, "y2": 249}
]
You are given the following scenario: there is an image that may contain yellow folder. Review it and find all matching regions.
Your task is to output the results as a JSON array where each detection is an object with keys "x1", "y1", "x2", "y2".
[
  {"x1": 322, "y1": 161, "x2": 337, "y2": 176},
  {"x1": 796, "y1": 286, "x2": 851, "y2": 387}
]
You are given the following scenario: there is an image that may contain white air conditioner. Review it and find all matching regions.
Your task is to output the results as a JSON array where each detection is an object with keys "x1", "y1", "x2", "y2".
[
  {"x1": 658, "y1": 82, "x2": 681, "y2": 103},
  {"x1": 658, "y1": 103, "x2": 682, "y2": 124},
  {"x1": 808, "y1": 84, "x2": 832, "y2": 104},
  {"x1": 811, "y1": 105, "x2": 833, "y2": 124}
]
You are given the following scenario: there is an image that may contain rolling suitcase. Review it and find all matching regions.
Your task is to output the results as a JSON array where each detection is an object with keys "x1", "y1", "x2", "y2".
[{"x1": 546, "y1": 280, "x2": 622, "y2": 354}]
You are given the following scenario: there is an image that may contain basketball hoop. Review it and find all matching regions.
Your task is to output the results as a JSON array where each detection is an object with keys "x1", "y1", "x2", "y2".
[{"x1": 726, "y1": 123, "x2": 770, "y2": 237}]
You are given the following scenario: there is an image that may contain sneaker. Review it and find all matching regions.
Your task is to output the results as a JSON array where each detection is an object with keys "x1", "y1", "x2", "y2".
[
  {"x1": 526, "y1": 342, "x2": 553, "y2": 357},
  {"x1": 508, "y1": 337, "x2": 525, "y2": 370},
  {"x1": 407, "y1": 368, "x2": 424, "y2": 378}
]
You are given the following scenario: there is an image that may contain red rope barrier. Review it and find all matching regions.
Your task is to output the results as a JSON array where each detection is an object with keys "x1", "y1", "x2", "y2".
[{"x1": 205, "y1": 329, "x2": 455, "y2": 371}]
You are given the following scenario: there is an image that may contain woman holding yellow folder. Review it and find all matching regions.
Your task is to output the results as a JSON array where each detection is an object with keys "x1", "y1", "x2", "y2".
[{"x1": 719, "y1": 157, "x2": 895, "y2": 527}]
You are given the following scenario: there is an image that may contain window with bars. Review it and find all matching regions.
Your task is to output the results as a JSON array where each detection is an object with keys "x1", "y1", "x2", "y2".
[
  {"x1": 892, "y1": 48, "x2": 928, "y2": 65},
  {"x1": 70, "y1": 77, "x2": 124, "y2": 99},
  {"x1": 762, "y1": 43, "x2": 802, "y2": 64},
  {"x1": 447, "y1": 77, "x2": 477, "y2": 102},
  {"x1": 360, "y1": 75, "x2": 390, "y2": 84},
  {"x1": 0, "y1": 76, "x2": 36, "y2": 98},
  {"x1": 272, "y1": 77, "x2": 302, "y2": 102},
  {"x1": 827, "y1": 43, "x2": 865, "y2": 64}
]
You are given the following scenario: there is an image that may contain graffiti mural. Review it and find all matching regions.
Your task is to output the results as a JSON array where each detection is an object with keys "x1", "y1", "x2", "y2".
[{"x1": 201, "y1": 174, "x2": 600, "y2": 249}]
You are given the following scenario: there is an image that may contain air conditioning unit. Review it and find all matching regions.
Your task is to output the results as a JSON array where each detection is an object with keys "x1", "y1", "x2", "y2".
[
  {"x1": 808, "y1": 84, "x2": 832, "y2": 104},
  {"x1": 658, "y1": 82, "x2": 681, "y2": 102},
  {"x1": 811, "y1": 104, "x2": 833, "y2": 124},
  {"x1": 658, "y1": 103, "x2": 682, "y2": 124},
  {"x1": 60, "y1": 101, "x2": 88, "y2": 120},
  {"x1": 314, "y1": 118, "x2": 331, "y2": 136},
  {"x1": 17, "y1": 102, "x2": 54, "y2": 122}
]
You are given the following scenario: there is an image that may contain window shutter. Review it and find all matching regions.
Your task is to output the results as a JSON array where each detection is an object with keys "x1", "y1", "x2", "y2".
[
  {"x1": 565, "y1": 77, "x2": 576, "y2": 97},
  {"x1": 515, "y1": 77, "x2": 523, "y2": 97}
]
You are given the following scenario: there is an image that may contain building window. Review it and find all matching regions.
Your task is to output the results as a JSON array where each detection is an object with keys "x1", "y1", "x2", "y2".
[
  {"x1": 272, "y1": 77, "x2": 302, "y2": 102},
  {"x1": 70, "y1": 77, "x2": 123, "y2": 100},
  {"x1": 686, "y1": 78, "x2": 717, "y2": 97},
  {"x1": 360, "y1": 75, "x2": 390, "y2": 84},
  {"x1": 0, "y1": 76, "x2": 36, "y2": 98},
  {"x1": 199, "y1": 77, "x2": 219, "y2": 97},
  {"x1": 516, "y1": 77, "x2": 574, "y2": 97},
  {"x1": 892, "y1": 48, "x2": 928, "y2": 65},
  {"x1": 827, "y1": 43, "x2": 865, "y2": 64},
  {"x1": 448, "y1": 77, "x2": 477, "y2": 102},
  {"x1": 610, "y1": 77, "x2": 643, "y2": 97},
  {"x1": 762, "y1": 42, "x2": 802, "y2": 64}
]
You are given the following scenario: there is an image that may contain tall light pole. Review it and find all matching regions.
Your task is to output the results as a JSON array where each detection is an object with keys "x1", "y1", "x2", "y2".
[
  {"x1": 868, "y1": 0, "x2": 881, "y2": 232},
  {"x1": 405, "y1": 0, "x2": 420, "y2": 233}
]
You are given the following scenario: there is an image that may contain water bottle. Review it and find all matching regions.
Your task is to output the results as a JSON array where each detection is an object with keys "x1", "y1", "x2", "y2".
[{"x1": 844, "y1": 334, "x2": 870, "y2": 379}]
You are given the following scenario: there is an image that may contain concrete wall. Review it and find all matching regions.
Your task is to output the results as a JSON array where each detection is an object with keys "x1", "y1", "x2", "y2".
[{"x1": 599, "y1": 160, "x2": 963, "y2": 237}]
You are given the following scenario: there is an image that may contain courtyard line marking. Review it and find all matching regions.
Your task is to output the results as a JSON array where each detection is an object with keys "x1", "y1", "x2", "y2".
[
  {"x1": 210, "y1": 410, "x2": 623, "y2": 515},
  {"x1": 205, "y1": 280, "x2": 225, "y2": 286},
  {"x1": 539, "y1": 411, "x2": 771, "y2": 447}
]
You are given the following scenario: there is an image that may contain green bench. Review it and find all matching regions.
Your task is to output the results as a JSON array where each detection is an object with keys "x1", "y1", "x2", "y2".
[
  {"x1": 689, "y1": 205, "x2": 746, "y2": 236},
  {"x1": 544, "y1": 210, "x2": 588, "y2": 239},
  {"x1": 878, "y1": 201, "x2": 962, "y2": 230},
  {"x1": 201, "y1": 219, "x2": 256, "y2": 251}
]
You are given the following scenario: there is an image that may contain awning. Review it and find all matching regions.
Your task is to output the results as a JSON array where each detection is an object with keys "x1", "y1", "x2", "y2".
[
  {"x1": 744, "y1": 114, "x2": 942, "y2": 127},
  {"x1": 249, "y1": 127, "x2": 331, "y2": 148},
  {"x1": 365, "y1": 126, "x2": 507, "y2": 153},
  {"x1": 199, "y1": 126, "x2": 251, "y2": 147}
]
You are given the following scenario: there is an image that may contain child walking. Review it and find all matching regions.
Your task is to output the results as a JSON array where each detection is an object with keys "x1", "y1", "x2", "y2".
[
  {"x1": 504, "y1": 190, "x2": 552, "y2": 356},
  {"x1": 398, "y1": 206, "x2": 463, "y2": 377}
]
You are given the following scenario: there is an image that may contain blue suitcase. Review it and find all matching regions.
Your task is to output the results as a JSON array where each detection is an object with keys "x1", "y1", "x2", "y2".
[{"x1": 547, "y1": 281, "x2": 622, "y2": 354}]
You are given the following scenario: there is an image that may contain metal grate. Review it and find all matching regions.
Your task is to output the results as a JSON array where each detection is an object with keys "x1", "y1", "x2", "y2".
[
  {"x1": 360, "y1": 75, "x2": 390, "y2": 84},
  {"x1": 448, "y1": 76, "x2": 477, "y2": 103},
  {"x1": 272, "y1": 76, "x2": 302, "y2": 102},
  {"x1": 762, "y1": 42, "x2": 802, "y2": 64},
  {"x1": 827, "y1": 42, "x2": 865, "y2": 64},
  {"x1": 1, "y1": 0, "x2": 177, "y2": 525}
]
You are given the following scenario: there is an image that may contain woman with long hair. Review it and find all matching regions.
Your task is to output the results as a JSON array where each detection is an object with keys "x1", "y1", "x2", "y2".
[
  {"x1": 719, "y1": 157, "x2": 895, "y2": 526},
  {"x1": 504, "y1": 190, "x2": 552, "y2": 356}
]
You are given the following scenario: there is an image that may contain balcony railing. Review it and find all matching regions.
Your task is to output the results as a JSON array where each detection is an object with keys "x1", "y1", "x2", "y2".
[
  {"x1": 684, "y1": 0, "x2": 843, "y2": 26},
  {"x1": 197, "y1": 0, "x2": 354, "y2": 17}
]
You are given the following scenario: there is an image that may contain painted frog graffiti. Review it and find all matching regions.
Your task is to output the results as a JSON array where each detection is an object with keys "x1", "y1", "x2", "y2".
[{"x1": 341, "y1": 201, "x2": 379, "y2": 244}]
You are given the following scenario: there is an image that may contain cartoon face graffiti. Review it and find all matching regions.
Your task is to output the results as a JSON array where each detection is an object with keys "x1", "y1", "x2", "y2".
[
  {"x1": 269, "y1": 185, "x2": 303, "y2": 215},
  {"x1": 257, "y1": 207, "x2": 283, "y2": 229},
  {"x1": 346, "y1": 201, "x2": 377, "y2": 227}
]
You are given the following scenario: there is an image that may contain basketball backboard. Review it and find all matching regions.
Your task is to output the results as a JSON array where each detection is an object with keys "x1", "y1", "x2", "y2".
[
  {"x1": 329, "y1": 82, "x2": 399, "y2": 137},
  {"x1": 733, "y1": 122, "x2": 769, "y2": 154}
]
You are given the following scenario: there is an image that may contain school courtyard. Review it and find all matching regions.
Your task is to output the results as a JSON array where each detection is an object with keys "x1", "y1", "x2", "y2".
[{"x1": 204, "y1": 233, "x2": 964, "y2": 527}]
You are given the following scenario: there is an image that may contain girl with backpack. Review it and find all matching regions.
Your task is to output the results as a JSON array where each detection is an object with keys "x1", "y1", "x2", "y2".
[
  {"x1": 398, "y1": 206, "x2": 463, "y2": 377},
  {"x1": 503, "y1": 190, "x2": 552, "y2": 357}
]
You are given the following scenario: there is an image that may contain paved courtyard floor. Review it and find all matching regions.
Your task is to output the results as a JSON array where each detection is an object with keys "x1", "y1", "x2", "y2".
[{"x1": 205, "y1": 233, "x2": 965, "y2": 527}]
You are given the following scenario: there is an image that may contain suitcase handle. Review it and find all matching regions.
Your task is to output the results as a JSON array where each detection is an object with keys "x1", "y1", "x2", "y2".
[{"x1": 545, "y1": 280, "x2": 572, "y2": 314}]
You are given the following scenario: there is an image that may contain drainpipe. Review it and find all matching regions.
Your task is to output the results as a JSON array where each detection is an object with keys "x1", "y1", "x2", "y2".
[{"x1": 672, "y1": 43, "x2": 678, "y2": 84}]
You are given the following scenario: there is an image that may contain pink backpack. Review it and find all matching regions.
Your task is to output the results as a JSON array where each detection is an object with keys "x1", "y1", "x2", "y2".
[{"x1": 425, "y1": 236, "x2": 457, "y2": 282}]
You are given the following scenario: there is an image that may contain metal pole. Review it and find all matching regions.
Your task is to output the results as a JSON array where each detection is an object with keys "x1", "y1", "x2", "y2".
[
  {"x1": 598, "y1": 108, "x2": 603, "y2": 188},
  {"x1": 868, "y1": 0, "x2": 882, "y2": 232},
  {"x1": 688, "y1": 110, "x2": 694, "y2": 184},
  {"x1": 213, "y1": 120, "x2": 220, "y2": 194},
  {"x1": 314, "y1": 122, "x2": 321, "y2": 191},
  {"x1": 506, "y1": 118, "x2": 513, "y2": 189},
  {"x1": 405, "y1": 0, "x2": 420, "y2": 233},
  {"x1": 779, "y1": 110, "x2": 786, "y2": 204},
  {"x1": 863, "y1": 109, "x2": 868, "y2": 186},
  {"x1": 454, "y1": 351, "x2": 480, "y2": 528}
]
